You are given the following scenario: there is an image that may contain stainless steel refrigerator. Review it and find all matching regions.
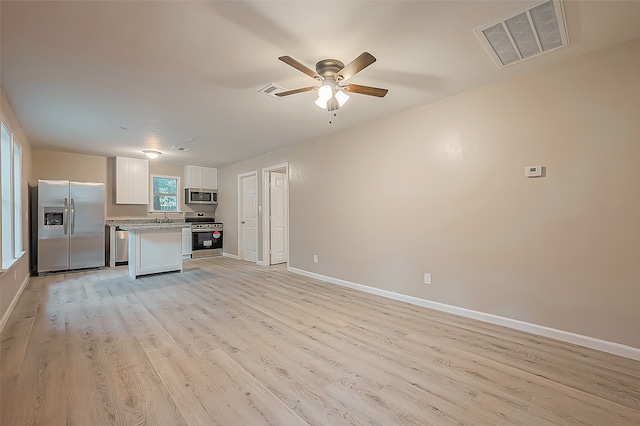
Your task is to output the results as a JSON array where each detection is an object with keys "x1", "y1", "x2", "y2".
[{"x1": 37, "y1": 179, "x2": 105, "y2": 274}]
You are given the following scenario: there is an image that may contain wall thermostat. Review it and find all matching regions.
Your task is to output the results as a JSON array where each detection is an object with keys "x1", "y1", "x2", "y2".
[{"x1": 525, "y1": 165, "x2": 543, "y2": 177}]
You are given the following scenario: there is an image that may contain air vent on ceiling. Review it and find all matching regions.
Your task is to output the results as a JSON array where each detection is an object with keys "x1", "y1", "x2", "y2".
[
  {"x1": 259, "y1": 83, "x2": 286, "y2": 98},
  {"x1": 171, "y1": 146, "x2": 192, "y2": 152},
  {"x1": 475, "y1": 0, "x2": 568, "y2": 68}
]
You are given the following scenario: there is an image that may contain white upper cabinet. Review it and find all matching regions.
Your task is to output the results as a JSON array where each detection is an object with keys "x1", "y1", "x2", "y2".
[
  {"x1": 115, "y1": 156, "x2": 149, "y2": 204},
  {"x1": 184, "y1": 165, "x2": 217, "y2": 189}
]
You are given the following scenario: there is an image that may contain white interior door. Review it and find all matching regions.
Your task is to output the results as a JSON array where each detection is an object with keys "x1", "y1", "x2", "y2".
[
  {"x1": 269, "y1": 172, "x2": 287, "y2": 265},
  {"x1": 241, "y1": 174, "x2": 258, "y2": 262}
]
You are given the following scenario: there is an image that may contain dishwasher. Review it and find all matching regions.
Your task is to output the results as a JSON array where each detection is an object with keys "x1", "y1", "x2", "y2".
[{"x1": 115, "y1": 226, "x2": 129, "y2": 265}]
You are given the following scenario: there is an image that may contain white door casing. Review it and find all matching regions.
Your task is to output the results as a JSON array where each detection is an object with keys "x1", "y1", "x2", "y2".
[
  {"x1": 262, "y1": 163, "x2": 289, "y2": 266},
  {"x1": 269, "y1": 171, "x2": 287, "y2": 265},
  {"x1": 239, "y1": 173, "x2": 258, "y2": 262}
]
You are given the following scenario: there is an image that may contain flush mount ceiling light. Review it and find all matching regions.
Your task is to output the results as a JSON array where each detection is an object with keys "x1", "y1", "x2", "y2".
[
  {"x1": 143, "y1": 150, "x2": 161, "y2": 160},
  {"x1": 274, "y1": 52, "x2": 388, "y2": 113},
  {"x1": 475, "y1": 0, "x2": 568, "y2": 68}
]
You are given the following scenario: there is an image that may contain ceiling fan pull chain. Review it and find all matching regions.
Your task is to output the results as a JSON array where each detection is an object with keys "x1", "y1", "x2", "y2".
[{"x1": 328, "y1": 109, "x2": 337, "y2": 125}]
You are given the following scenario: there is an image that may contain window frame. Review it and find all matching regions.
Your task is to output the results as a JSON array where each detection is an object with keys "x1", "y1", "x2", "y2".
[
  {"x1": 149, "y1": 174, "x2": 181, "y2": 213},
  {"x1": 13, "y1": 140, "x2": 22, "y2": 255},
  {"x1": 1, "y1": 121, "x2": 23, "y2": 270}
]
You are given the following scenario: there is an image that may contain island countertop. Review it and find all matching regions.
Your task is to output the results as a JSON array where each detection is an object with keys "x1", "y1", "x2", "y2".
[
  {"x1": 118, "y1": 223, "x2": 191, "y2": 231},
  {"x1": 123, "y1": 224, "x2": 188, "y2": 279}
]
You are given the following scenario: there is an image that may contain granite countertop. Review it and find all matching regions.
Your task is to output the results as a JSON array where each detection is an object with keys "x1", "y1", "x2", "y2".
[
  {"x1": 117, "y1": 222, "x2": 191, "y2": 231},
  {"x1": 106, "y1": 218, "x2": 188, "y2": 226}
]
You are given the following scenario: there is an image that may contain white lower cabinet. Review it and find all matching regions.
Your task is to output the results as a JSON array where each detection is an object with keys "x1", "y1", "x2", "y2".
[
  {"x1": 128, "y1": 228, "x2": 183, "y2": 278},
  {"x1": 182, "y1": 227, "x2": 192, "y2": 258}
]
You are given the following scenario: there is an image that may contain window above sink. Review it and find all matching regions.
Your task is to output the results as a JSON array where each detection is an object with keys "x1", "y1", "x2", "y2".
[{"x1": 150, "y1": 174, "x2": 181, "y2": 212}]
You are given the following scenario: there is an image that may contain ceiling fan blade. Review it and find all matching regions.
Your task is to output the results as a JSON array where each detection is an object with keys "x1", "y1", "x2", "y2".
[
  {"x1": 278, "y1": 56, "x2": 321, "y2": 80},
  {"x1": 275, "y1": 86, "x2": 317, "y2": 97},
  {"x1": 343, "y1": 84, "x2": 388, "y2": 98},
  {"x1": 335, "y1": 52, "x2": 376, "y2": 81}
]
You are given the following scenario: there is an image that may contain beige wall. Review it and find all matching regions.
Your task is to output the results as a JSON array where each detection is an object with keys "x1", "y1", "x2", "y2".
[
  {"x1": 218, "y1": 38, "x2": 640, "y2": 349},
  {"x1": 31, "y1": 150, "x2": 108, "y2": 185},
  {"x1": 1, "y1": 87, "x2": 33, "y2": 324}
]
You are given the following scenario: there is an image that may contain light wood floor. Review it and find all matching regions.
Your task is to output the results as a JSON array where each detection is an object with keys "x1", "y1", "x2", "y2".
[{"x1": 1, "y1": 257, "x2": 639, "y2": 425}]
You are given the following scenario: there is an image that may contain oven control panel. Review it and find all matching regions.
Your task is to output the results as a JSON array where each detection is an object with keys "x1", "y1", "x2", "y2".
[{"x1": 191, "y1": 223, "x2": 223, "y2": 231}]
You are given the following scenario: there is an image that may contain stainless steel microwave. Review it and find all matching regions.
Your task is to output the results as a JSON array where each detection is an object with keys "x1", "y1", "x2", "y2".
[{"x1": 185, "y1": 188, "x2": 217, "y2": 204}]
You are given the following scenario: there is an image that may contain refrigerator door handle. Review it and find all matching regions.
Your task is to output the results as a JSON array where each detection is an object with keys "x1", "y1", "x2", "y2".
[
  {"x1": 70, "y1": 198, "x2": 76, "y2": 235},
  {"x1": 63, "y1": 197, "x2": 69, "y2": 235}
]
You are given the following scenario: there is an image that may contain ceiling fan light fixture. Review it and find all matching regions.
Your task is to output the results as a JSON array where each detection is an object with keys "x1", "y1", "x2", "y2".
[
  {"x1": 314, "y1": 83, "x2": 333, "y2": 109},
  {"x1": 314, "y1": 83, "x2": 349, "y2": 110},
  {"x1": 278, "y1": 52, "x2": 387, "y2": 113},
  {"x1": 314, "y1": 97, "x2": 328, "y2": 109},
  {"x1": 143, "y1": 149, "x2": 161, "y2": 160},
  {"x1": 335, "y1": 90, "x2": 350, "y2": 107}
]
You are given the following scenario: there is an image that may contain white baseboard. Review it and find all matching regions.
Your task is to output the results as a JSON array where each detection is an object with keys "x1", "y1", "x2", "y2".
[
  {"x1": 222, "y1": 252, "x2": 240, "y2": 260},
  {"x1": 0, "y1": 273, "x2": 30, "y2": 333},
  {"x1": 287, "y1": 267, "x2": 640, "y2": 361}
]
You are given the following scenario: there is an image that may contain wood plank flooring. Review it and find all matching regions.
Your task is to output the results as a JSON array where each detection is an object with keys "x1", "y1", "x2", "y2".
[{"x1": 1, "y1": 257, "x2": 639, "y2": 425}]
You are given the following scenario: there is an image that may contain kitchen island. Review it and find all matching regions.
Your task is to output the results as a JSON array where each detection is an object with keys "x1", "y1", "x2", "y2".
[{"x1": 118, "y1": 223, "x2": 191, "y2": 279}]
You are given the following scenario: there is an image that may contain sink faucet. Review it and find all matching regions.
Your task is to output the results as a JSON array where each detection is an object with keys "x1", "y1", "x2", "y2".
[{"x1": 163, "y1": 211, "x2": 170, "y2": 223}]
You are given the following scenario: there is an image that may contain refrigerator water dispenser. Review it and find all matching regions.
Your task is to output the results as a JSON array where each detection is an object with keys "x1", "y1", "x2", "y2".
[{"x1": 43, "y1": 207, "x2": 64, "y2": 229}]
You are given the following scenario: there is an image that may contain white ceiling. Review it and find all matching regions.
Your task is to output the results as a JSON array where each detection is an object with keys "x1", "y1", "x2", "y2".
[{"x1": 2, "y1": 1, "x2": 639, "y2": 168}]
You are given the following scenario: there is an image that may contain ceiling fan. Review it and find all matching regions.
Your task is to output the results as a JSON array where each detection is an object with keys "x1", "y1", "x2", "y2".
[{"x1": 276, "y1": 52, "x2": 388, "y2": 111}]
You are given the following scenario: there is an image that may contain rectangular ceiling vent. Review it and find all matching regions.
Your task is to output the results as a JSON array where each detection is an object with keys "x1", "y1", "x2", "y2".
[
  {"x1": 259, "y1": 83, "x2": 286, "y2": 98},
  {"x1": 475, "y1": 0, "x2": 568, "y2": 68}
]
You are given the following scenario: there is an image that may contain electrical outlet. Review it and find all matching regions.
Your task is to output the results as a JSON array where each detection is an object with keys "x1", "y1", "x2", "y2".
[
  {"x1": 424, "y1": 273, "x2": 431, "y2": 285},
  {"x1": 313, "y1": 254, "x2": 318, "y2": 263},
  {"x1": 14, "y1": 270, "x2": 17, "y2": 280}
]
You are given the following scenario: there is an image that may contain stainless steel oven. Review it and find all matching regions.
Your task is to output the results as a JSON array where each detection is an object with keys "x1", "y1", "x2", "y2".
[{"x1": 185, "y1": 212, "x2": 222, "y2": 258}]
